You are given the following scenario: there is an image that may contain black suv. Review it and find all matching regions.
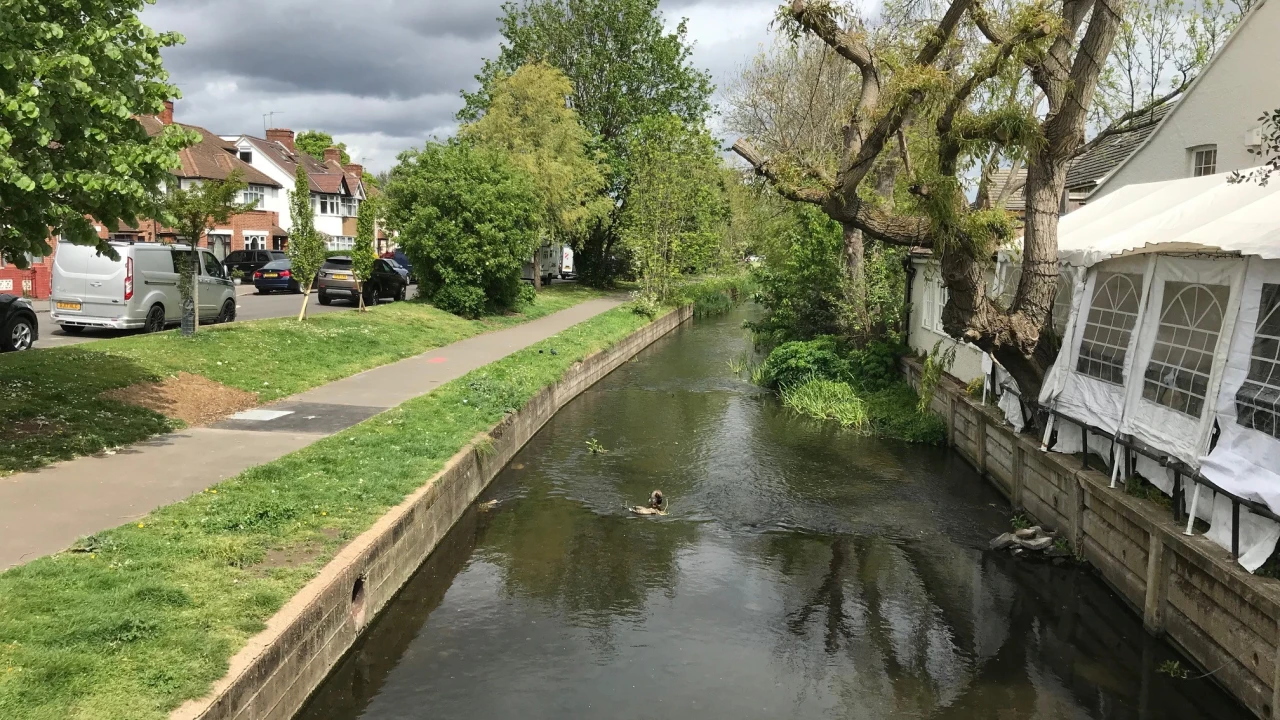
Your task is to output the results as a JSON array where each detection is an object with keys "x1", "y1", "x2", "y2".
[
  {"x1": 224, "y1": 250, "x2": 286, "y2": 278},
  {"x1": 1, "y1": 294, "x2": 38, "y2": 352}
]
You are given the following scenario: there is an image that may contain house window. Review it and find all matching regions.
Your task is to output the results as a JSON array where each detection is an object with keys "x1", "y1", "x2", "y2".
[
  {"x1": 313, "y1": 194, "x2": 341, "y2": 215},
  {"x1": 326, "y1": 236, "x2": 355, "y2": 251},
  {"x1": 244, "y1": 234, "x2": 267, "y2": 251},
  {"x1": 239, "y1": 151, "x2": 253, "y2": 163},
  {"x1": 1076, "y1": 272, "x2": 1143, "y2": 385},
  {"x1": 1143, "y1": 281, "x2": 1231, "y2": 417},
  {"x1": 1237, "y1": 284, "x2": 1280, "y2": 438},
  {"x1": 1191, "y1": 146, "x2": 1218, "y2": 177},
  {"x1": 920, "y1": 274, "x2": 948, "y2": 333},
  {"x1": 341, "y1": 195, "x2": 358, "y2": 216},
  {"x1": 242, "y1": 185, "x2": 267, "y2": 208}
]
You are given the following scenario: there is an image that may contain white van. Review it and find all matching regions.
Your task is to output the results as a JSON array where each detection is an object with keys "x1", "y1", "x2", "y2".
[
  {"x1": 50, "y1": 241, "x2": 237, "y2": 333},
  {"x1": 522, "y1": 244, "x2": 562, "y2": 285}
]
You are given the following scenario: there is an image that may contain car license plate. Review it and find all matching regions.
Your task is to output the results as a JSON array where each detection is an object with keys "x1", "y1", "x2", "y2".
[
  {"x1": 334, "y1": 273, "x2": 352, "y2": 280},
  {"x1": 263, "y1": 273, "x2": 279, "y2": 278},
  {"x1": 56, "y1": 301, "x2": 81, "y2": 311}
]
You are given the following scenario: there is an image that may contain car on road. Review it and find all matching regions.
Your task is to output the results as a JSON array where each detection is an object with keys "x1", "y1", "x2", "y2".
[
  {"x1": 224, "y1": 249, "x2": 286, "y2": 279},
  {"x1": 251, "y1": 259, "x2": 303, "y2": 294},
  {"x1": 51, "y1": 241, "x2": 237, "y2": 333},
  {"x1": 317, "y1": 256, "x2": 409, "y2": 306},
  {"x1": 0, "y1": 294, "x2": 38, "y2": 352},
  {"x1": 380, "y1": 250, "x2": 415, "y2": 283}
]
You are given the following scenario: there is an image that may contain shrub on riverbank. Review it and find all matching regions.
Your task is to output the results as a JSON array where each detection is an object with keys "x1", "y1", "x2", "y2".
[
  {"x1": 0, "y1": 302, "x2": 660, "y2": 720},
  {"x1": 673, "y1": 274, "x2": 753, "y2": 316},
  {"x1": 781, "y1": 377, "x2": 868, "y2": 428}
]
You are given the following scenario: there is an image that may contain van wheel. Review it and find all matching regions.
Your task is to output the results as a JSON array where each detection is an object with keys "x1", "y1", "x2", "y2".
[
  {"x1": 217, "y1": 298, "x2": 237, "y2": 324},
  {"x1": 144, "y1": 304, "x2": 166, "y2": 333}
]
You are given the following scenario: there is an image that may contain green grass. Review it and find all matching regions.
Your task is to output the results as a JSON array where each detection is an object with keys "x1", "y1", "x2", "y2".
[
  {"x1": 0, "y1": 303, "x2": 655, "y2": 720},
  {"x1": 0, "y1": 285, "x2": 606, "y2": 475},
  {"x1": 781, "y1": 377, "x2": 869, "y2": 428}
]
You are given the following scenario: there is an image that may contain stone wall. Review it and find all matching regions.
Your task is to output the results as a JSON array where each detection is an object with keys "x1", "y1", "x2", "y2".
[
  {"x1": 171, "y1": 305, "x2": 694, "y2": 720},
  {"x1": 905, "y1": 359, "x2": 1280, "y2": 720}
]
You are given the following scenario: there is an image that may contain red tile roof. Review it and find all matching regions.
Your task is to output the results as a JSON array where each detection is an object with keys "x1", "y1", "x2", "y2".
[
  {"x1": 136, "y1": 115, "x2": 280, "y2": 187},
  {"x1": 243, "y1": 135, "x2": 354, "y2": 195}
]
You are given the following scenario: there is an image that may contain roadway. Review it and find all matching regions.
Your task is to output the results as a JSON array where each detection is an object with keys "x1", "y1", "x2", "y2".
[{"x1": 31, "y1": 285, "x2": 418, "y2": 349}]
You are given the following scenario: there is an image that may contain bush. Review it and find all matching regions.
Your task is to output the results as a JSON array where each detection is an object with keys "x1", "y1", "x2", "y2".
[
  {"x1": 781, "y1": 378, "x2": 868, "y2": 428},
  {"x1": 845, "y1": 340, "x2": 903, "y2": 392},
  {"x1": 864, "y1": 385, "x2": 948, "y2": 444},
  {"x1": 760, "y1": 336, "x2": 852, "y2": 389},
  {"x1": 383, "y1": 141, "x2": 541, "y2": 317}
]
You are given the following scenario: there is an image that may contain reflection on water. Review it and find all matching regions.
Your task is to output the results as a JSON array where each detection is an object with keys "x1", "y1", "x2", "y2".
[{"x1": 299, "y1": 307, "x2": 1249, "y2": 720}]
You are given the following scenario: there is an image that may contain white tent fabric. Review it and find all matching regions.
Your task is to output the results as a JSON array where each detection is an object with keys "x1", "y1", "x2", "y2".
[
  {"x1": 1117, "y1": 255, "x2": 1246, "y2": 468},
  {"x1": 1057, "y1": 168, "x2": 1280, "y2": 268}
]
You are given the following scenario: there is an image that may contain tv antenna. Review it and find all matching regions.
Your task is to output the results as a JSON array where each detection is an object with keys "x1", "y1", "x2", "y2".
[{"x1": 263, "y1": 111, "x2": 283, "y2": 133}]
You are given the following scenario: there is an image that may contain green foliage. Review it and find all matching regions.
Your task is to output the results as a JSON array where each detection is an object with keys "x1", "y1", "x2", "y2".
[
  {"x1": 1157, "y1": 660, "x2": 1189, "y2": 679},
  {"x1": 0, "y1": 0, "x2": 193, "y2": 266},
  {"x1": 917, "y1": 340, "x2": 958, "y2": 414},
  {"x1": 287, "y1": 165, "x2": 326, "y2": 319},
  {"x1": 1010, "y1": 514, "x2": 1032, "y2": 531},
  {"x1": 862, "y1": 385, "x2": 948, "y2": 444},
  {"x1": 586, "y1": 438, "x2": 608, "y2": 454},
  {"x1": 747, "y1": 205, "x2": 849, "y2": 347},
  {"x1": 462, "y1": 0, "x2": 715, "y2": 286},
  {"x1": 158, "y1": 170, "x2": 253, "y2": 319},
  {"x1": 460, "y1": 62, "x2": 609, "y2": 249},
  {"x1": 781, "y1": 377, "x2": 869, "y2": 428},
  {"x1": 761, "y1": 337, "x2": 852, "y2": 390},
  {"x1": 352, "y1": 195, "x2": 377, "y2": 309},
  {"x1": 671, "y1": 275, "x2": 751, "y2": 317},
  {"x1": 619, "y1": 114, "x2": 728, "y2": 303},
  {"x1": 384, "y1": 142, "x2": 541, "y2": 317},
  {"x1": 294, "y1": 130, "x2": 349, "y2": 165}
]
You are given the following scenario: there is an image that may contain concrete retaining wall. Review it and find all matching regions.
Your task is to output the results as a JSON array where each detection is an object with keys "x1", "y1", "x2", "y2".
[
  {"x1": 905, "y1": 359, "x2": 1280, "y2": 720},
  {"x1": 172, "y1": 305, "x2": 694, "y2": 720}
]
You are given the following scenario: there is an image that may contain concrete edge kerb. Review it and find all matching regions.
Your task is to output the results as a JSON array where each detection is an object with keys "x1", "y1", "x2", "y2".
[{"x1": 170, "y1": 304, "x2": 694, "y2": 720}]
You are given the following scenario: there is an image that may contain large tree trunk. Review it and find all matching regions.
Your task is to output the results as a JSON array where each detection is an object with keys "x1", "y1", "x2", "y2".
[{"x1": 841, "y1": 223, "x2": 869, "y2": 336}]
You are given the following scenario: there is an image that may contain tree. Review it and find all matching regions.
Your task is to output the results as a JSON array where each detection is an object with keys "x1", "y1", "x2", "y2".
[
  {"x1": 352, "y1": 195, "x2": 377, "y2": 312},
  {"x1": 383, "y1": 142, "x2": 541, "y2": 317},
  {"x1": 731, "y1": 0, "x2": 1137, "y2": 401},
  {"x1": 460, "y1": 62, "x2": 608, "y2": 291},
  {"x1": 1232, "y1": 108, "x2": 1280, "y2": 186},
  {"x1": 619, "y1": 115, "x2": 727, "y2": 303},
  {"x1": 295, "y1": 130, "x2": 350, "y2": 165},
  {"x1": 159, "y1": 171, "x2": 254, "y2": 336},
  {"x1": 462, "y1": 0, "x2": 715, "y2": 286},
  {"x1": 287, "y1": 165, "x2": 326, "y2": 321},
  {"x1": 0, "y1": 0, "x2": 193, "y2": 266}
]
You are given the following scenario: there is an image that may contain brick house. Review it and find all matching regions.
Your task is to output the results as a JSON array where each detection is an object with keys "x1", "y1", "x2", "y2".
[{"x1": 0, "y1": 246, "x2": 54, "y2": 299}]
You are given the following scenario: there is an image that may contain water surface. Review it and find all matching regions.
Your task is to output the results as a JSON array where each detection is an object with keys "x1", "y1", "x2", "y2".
[{"x1": 300, "y1": 307, "x2": 1249, "y2": 720}]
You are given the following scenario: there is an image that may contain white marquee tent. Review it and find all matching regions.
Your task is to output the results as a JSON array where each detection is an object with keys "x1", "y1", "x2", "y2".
[{"x1": 1039, "y1": 167, "x2": 1280, "y2": 571}]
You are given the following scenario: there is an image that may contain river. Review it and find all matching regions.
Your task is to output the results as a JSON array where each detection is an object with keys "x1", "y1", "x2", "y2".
[{"x1": 299, "y1": 306, "x2": 1250, "y2": 720}]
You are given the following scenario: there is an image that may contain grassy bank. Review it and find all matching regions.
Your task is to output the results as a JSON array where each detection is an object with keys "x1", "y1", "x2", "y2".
[
  {"x1": 0, "y1": 285, "x2": 606, "y2": 475},
  {"x1": 0, "y1": 301, "x2": 656, "y2": 720}
]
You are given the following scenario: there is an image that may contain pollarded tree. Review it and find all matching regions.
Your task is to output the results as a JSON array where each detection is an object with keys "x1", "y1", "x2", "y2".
[
  {"x1": 295, "y1": 130, "x2": 350, "y2": 165},
  {"x1": 619, "y1": 115, "x2": 727, "y2": 303},
  {"x1": 287, "y1": 164, "x2": 326, "y2": 321},
  {"x1": 462, "y1": 0, "x2": 715, "y2": 286},
  {"x1": 732, "y1": 0, "x2": 1138, "y2": 400},
  {"x1": 459, "y1": 62, "x2": 609, "y2": 291},
  {"x1": 352, "y1": 195, "x2": 377, "y2": 312},
  {"x1": 1, "y1": 0, "x2": 193, "y2": 265},
  {"x1": 383, "y1": 142, "x2": 541, "y2": 318},
  {"x1": 159, "y1": 170, "x2": 254, "y2": 335}
]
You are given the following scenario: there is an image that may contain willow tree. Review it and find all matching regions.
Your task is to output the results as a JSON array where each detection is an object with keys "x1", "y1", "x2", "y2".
[
  {"x1": 733, "y1": 0, "x2": 1148, "y2": 400},
  {"x1": 460, "y1": 62, "x2": 608, "y2": 290}
]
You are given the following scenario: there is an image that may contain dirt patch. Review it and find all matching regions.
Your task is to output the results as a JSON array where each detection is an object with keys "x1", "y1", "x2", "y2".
[
  {"x1": 102, "y1": 372, "x2": 259, "y2": 426},
  {"x1": 258, "y1": 543, "x2": 326, "y2": 573},
  {"x1": 7, "y1": 418, "x2": 66, "y2": 439}
]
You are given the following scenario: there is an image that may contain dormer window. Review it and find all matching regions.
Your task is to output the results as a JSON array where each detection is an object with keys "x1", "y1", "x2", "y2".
[
  {"x1": 239, "y1": 150, "x2": 253, "y2": 164},
  {"x1": 312, "y1": 194, "x2": 342, "y2": 215}
]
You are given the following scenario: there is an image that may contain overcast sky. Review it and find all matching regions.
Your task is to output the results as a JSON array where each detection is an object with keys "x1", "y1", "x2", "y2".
[{"x1": 144, "y1": 0, "x2": 781, "y2": 172}]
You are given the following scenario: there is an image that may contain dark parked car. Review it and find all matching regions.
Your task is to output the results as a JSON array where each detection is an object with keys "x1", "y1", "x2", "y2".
[
  {"x1": 0, "y1": 294, "x2": 38, "y2": 352},
  {"x1": 317, "y1": 257, "x2": 408, "y2": 306},
  {"x1": 251, "y1": 259, "x2": 302, "y2": 294},
  {"x1": 380, "y1": 250, "x2": 415, "y2": 283},
  {"x1": 224, "y1": 250, "x2": 286, "y2": 278}
]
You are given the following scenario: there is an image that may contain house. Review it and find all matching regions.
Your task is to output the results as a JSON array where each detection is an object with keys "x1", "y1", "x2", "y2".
[
  {"x1": 1063, "y1": 102, "x2": 1173, "y2": 210},
  {"x1": 1091, "y1": 0, "x2": 1279, "y2": 198},
  {"x1": 230, "y1": 129, "x2": 368, "y2": 251}
]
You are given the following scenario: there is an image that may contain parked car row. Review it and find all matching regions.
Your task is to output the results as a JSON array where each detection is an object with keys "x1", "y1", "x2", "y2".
[{"x1": 317, "y1": 257, "x2": 409, "y2": 306}]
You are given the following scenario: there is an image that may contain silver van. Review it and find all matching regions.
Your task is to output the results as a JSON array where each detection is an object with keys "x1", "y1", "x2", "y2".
[{"x1": 50, "y1": 241, "x2": 237, "y2": 333}]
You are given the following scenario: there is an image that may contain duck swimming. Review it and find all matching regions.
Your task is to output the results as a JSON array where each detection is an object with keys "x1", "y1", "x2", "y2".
[{"x1": 631, "y1": 490, "x2": 667, "y2": 516}]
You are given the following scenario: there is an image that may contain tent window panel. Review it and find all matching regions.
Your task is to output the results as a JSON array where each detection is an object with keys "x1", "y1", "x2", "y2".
[
  {"x1": 1237, "y1": 284, "x2": 1280, "y2": 438},
  {"x1": 1143, "y1": 281, "x2": 1230, "y2": 418},
  {"x1": 1076, "y1": 272, "x2": 1143, "y2": 385}
]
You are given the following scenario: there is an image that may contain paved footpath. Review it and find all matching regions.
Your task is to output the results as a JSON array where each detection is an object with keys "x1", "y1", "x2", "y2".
[{"x1": 0, "y1": 297, "x2": 623, "y2": 570}]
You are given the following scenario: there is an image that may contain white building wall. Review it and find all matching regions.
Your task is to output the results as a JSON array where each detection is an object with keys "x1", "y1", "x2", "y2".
[
  {"x1": 909, "y1": 258, "x2": 987, "y2": 384},
  {"x1": 1094, "y1": 0, "x2": 1280, "y2": 197},
  {"x1": 233, "y1": 137, "x2": 298, "y2": 230}
]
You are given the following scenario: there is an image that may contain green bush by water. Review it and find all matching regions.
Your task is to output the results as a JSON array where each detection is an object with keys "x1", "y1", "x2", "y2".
[{"x1": 781, "y1": 378, "x2": 868, "y2": 428}]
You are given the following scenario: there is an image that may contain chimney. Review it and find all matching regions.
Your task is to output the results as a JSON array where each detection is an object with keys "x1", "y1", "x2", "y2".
[
  {"x1": 323, "y1": 146, "x2": 342, "y2": 165},
  {"x1": 343, "y1": 163, "x2": 364, "y2": 179},
  {"x1": 160, "y1": 100, "x2": 174, "y2": 125},
  {"x1": 266, "y1": 128, "x2": 295, "y2": 153}
]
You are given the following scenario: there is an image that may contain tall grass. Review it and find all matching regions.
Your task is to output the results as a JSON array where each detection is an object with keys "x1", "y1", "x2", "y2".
[{"x1": 781, "y1": 377, "x2": 869, "y2": 429}]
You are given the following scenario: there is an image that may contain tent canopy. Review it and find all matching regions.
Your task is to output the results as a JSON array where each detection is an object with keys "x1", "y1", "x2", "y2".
[{"x1": 1057, "y1": 167, "x2": 1280, "y2": 268}]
